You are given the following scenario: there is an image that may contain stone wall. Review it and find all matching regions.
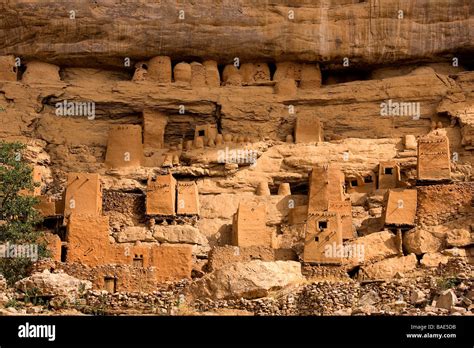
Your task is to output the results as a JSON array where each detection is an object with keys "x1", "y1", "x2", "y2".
[{"x1": 417, "y1": 183, "x2": 474, "y2": 227}]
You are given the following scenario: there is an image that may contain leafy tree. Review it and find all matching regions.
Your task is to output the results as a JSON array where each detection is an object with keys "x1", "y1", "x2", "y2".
[{"x1": 0, "y1": 141, "x2": 46, "y2": 284}]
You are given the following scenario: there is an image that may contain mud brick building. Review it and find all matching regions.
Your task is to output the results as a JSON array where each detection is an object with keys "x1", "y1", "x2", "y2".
[
  {"x1": 1, "y1": 0, "x2": 473, "y2": 308},
  {"x1": 65, "y1": 214, "x2": 192, "y2": 285},
  {"x1": 382, "y1": 189, "x2": 417, "y2": 227},
  {"x1": 345, "y1": 171, "x2": 377, "y2": 194},
  {"x1": 417, "y1": 134, "x2": 451, "y2": 181},
  {"x1": 328, "y1": 200, "x2": 353, "y2": 240},
  {"x1": 63, "y1": 173, "x2": 102, "y2": 219},
  {"x1": 176, "y1": 181, "x2": 200, "y2": 215},
  {"x1": 378, "y1": 161, "x2": 401, "y2": 189},
  {"x1": 146, "y1": 174, "x2": 177, "y2": 216},
  {"x1": 308, "y1": 165, "x2": 345, "y2": 212},
  {"x1": 295, "y1": 115, "x2": 323, "y2": 143},
  {"x1": 303, "y1": 212, "x2": 342, "y2": 264},
  {"x1": 194, "y1": 124, "x2": 218, "y2": 144},
  {"x1": 232, "y1": 202, "x2": 271, "y2": 247},
  {"x1": 147, "y1": 56, "x2": 172, "y2": 83},
  {"x1": 105, "y1": 125, "x2": 144, "y2": 168},
  {"x1": 304, "y1": 165, "x2": 352, "y2": 262},
  {"x1": 35, "y1": 196, "x2": 57, "y2": 217},
  {"x1": 143, "y1": 110, "x2": 168, "y2": 151}
]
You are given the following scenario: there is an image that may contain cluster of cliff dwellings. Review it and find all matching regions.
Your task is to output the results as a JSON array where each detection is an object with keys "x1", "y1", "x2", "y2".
[{"x1": 0, "y1": 53, "x2": 473, "y2": 294}]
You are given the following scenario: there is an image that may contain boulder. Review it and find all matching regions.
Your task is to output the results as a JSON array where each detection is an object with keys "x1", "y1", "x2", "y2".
[
  {"x1": 359, "y1": 290, "x2": 380, "y2": 306},
  {"x1": 153, "y1": 225, "x2": 208, "y2": 246},
  {"x1": 442, "y1": 248, "x2": 467, "y2": 257},
  {"x1": 420, "y1": 252, "x2": 450, "y2": 267},
  {"x1": 116, "y1": 226, "x2": 154, "y2": 243},
  {"x1": 410, "y1": 289, "x2": 427, "y2": 304},
  {"x1": 349, "y1": 231, "x2": 400, "y2": 265},
  {"x1": 446, "y1": 229, "x2": 473, "y2": 247},
  {"x1": 436, "y1": 289, "x2": 457, "y2": 310},
  {"x1": 187, "y1": 260, "x2": 304, "y2": 300},
  {"x1": 403, "y1": 228, "x2": 444, "y2": 255},
  {"x1": 15, "y1": 270, "x2": 91, "y2": 301},
  {"x1": 360, "y1": 254, "x2": 418, "y2": 279}
]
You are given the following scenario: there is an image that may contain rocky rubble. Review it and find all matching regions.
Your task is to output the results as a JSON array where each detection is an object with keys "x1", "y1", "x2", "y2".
[
  {"x1": 0, "y1": 259, "x2": 471, "y2": 317},
  {"x1": 192, "y1": 260, "x2": 474, "y2": 316},
  {"x1": 15, "y1": 269, "x2": 92, "y2": 304}
]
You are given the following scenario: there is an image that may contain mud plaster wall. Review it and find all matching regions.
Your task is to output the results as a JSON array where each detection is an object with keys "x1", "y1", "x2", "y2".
[
  {"x1": 383, "y1": 189, "x2": 417, "y2": 226},
  {"x1": 303, "y1": 212, "x2": 342, "y2": 264},
  {"x1": 232, "y1": 202, "x2": 271, "y2": 248},
  {"x1": 417, "y1": 183, "x2": 474, "y2": 227}
]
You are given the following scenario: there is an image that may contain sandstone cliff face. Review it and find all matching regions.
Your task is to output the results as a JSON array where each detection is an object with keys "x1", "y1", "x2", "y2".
[
  {"x1": 0, "y1": 0, "x2": 472, "y2": 67},
  {"x1": 0, "y1": 1, "x2": 473, "y2": 314}
]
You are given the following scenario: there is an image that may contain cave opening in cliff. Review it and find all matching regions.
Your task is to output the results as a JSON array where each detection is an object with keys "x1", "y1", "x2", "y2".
[
  {"x1": 288, "y1": 182, "x2": 309, "y2": 195},
  {"x1": 58, "y1": 64, "x2": 134, "y2": 82},
  {"x1": 347, "y1": 266, "x2": 360, "y2": 279},
  {"x1": 41, "y1": 216, "x2": 62, "y2": 234},
  {"x1": 267, "y1": 62, "x2": 277, "y2": 80},
  {"x1": 16, "y1": 61, "x2": 26, "y2": 80},
  {"x1": 58, "y1": 226, "x2": 67, "y2": 242},
  {"x1": 269, "y1": 184, "x2": 280, "y2": 195},
  {"x1": 60, "y1": 245, "x2": 67, "y2": 263},
  {"x1": 217, "y1": 63, "x2": 226, "y2": 83},
  {"x1": 321, "y1": 68, "x2": 372, "y2": 85}
]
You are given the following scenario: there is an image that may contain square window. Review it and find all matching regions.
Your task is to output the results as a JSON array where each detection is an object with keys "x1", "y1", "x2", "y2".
[
  {"x1": 364, "y1": 175, "x2": 373, "y2": 183},
  {"x1": 384, "y1": 167, "x2": 393, "y2": 175},
  {"x1": 351, "y1": 180, "x2": 358, "y2": 187},
  {"x1": 133, "y1": 254, "x2": 144, "y2": 268},
  {"x1": 198, "y1": 130, "x2": 205, "y2": 136},
  {"x1": 318, "y1": 221, "x2": 328, "y2": 230},
  {"x1": 314, "y1": 236, "x2": 319, "y2": 242}
]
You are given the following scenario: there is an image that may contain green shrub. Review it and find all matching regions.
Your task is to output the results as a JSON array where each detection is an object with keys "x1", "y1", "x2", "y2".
[{"x1": 0, "y1": 141, "x2": 47, "y2": 285}]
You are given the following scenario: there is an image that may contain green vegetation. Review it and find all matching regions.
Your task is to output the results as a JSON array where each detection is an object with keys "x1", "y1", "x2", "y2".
[{"x1": 0, "y1": 141, "x2": 46, "y2": 285}]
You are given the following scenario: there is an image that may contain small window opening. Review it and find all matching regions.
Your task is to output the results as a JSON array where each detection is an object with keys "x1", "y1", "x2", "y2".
[
  {"x1": 133, "y1": 254, "x2": 144, "y2": 268},
  {"x1": 318, "y1": 221, "x2": 328, "y2": 230},
  {"x1": 60, "y1": 245, "x2": 67, "y2": 262}
]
